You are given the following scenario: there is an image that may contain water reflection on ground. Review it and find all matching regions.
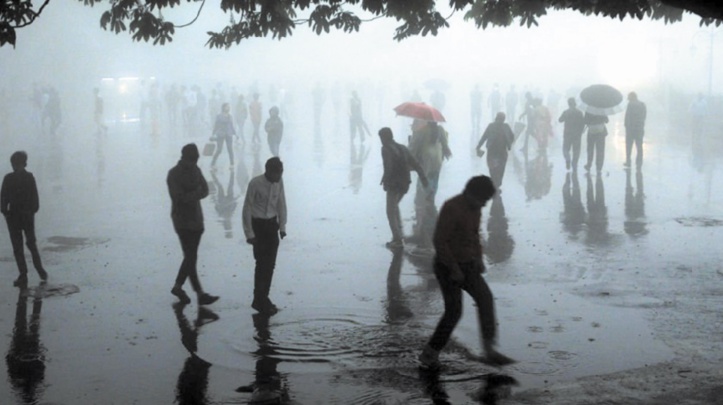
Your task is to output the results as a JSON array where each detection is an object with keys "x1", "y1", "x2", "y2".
[{"x1": 0, "y1": 105, "x2": 720, "y2": 404}]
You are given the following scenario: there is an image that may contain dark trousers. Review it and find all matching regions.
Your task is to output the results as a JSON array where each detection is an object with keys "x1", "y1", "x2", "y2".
[
  {"x1": 267, "y1": 133, "x2": 282, "y2": 157},
  {"x1": 385, "y1": 190, "x2": 406, "y2": 242},
  {"x1": 586, "y1": 133, "x2": 606, "y2": 171},
  {"x1": 562, "y1": 133, "x2": 582, "y2": 169},
  {"x1": 5, "y1": 213, "x2": 44, "y2": 276},
  {"x1": 252, "y1": 121, "x2": 261, "y2": 143},
  {"x1": 252, "y1": 217, "x2": 280, "y2": 306},
  {"x1": 211, "y1": 135, "x2": 234, "y2": 166},
  {"x1": 487, "y1": 154, "x2": 508, "y2": 189},
  {"x1": 625, "y1": 131, "x2": 644, "y2": 167},
  {"x1": 427, "y1": 260, "x2": 497, "y2": 352},
  {"x1": 175, "y1": 229, "x2": 203, "y2": 293}
]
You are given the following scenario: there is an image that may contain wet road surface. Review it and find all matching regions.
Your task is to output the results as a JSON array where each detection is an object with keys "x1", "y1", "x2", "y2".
[{"x1": 0, "y1": 99, "x2": 721, "y2": 404}]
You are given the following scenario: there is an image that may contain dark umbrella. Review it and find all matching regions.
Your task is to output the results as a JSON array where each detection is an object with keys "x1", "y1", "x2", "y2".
[
  {"x1": 578, "y1": 84, "x2": 624, "y2": 115},
  {"x1": 393, "y1": 102, "x2": 446, "y2": 122}
]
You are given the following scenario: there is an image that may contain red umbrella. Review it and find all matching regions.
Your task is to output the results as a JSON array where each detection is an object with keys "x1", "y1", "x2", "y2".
[{"x1": 393, "y1": 102, "x2": 446, "y2": 122}]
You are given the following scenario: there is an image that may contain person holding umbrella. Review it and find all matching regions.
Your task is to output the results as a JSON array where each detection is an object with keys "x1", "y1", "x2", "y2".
[
  {"x1": 409, "y1": 119, "x2": 451, "y2": 249},
  {"x1": 578, "y1": 84, "x2": 623, "y2": 173}
]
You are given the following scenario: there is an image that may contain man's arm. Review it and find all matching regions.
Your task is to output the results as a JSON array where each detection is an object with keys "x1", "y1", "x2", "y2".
[
  {"x1": 380, "y1": 146, "x2": 391, "y2": 185},
  {"x1": 242, "y1": 180, "x2": 256, "y2": 241},
  {"x1": 167, "y1": 169, "x2": 208, "y2": 204},
  {"x1": 504, "y1": 125, "x2": 515, "y2": 149},
  {"x1": 277, "y1": 180, "x2": 287, "y2": 238},
  {"x1": 642, "y1": 103, "x2": 647, "y2": 125},
  {"x1": 433, "y1": 203, "x2": 463, "y2": 281},
  {"x1": 405, "y1": 148, "x2": 428, "y2": 188},
  {"x1": 476, "y1": 124, "x2": 491, "y2": 151},
  {"x1": 197, "y1": 169, "x2": 209, "y2": 200},
  {"x1": 30, "y1": 174, "x2": 39, "y2": 213},
  {"x1": 0, "y1": 175, "x2": 8, "y2": 215}
]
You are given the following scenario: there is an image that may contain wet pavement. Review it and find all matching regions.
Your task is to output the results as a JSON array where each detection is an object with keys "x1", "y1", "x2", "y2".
[{"x1": 0, "y1": 99, "x2": 722, "y2": 404}]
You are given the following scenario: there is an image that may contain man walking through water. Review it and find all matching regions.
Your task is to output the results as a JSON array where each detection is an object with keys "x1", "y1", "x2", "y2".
[
  {"x1": 243, "y1": 157, "x2": 287, "y2": 315},
  {"x1": 379, "y1": 127, "x2": 427, "y2": 249},
  {"x1": 167, "y1": 143, "x2": 219, "y2": 306},
  {"x1": 419, "y1": 175, "x2": 515, "y2": 369},
  {"x1": 1, "y1": 151, "x2": 48, "y2": 287}
]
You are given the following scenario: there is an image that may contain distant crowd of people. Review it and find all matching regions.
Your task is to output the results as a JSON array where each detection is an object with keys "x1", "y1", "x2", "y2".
[{"x1": 4, "y1": 78, "x2": 720, "y2": 404}]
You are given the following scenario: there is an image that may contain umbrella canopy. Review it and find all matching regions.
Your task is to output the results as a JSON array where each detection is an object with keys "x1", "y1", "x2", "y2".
[
  {"x1": 393, "y1": 102, "x2": 446, "y2": 122},
  {"x1": 578, "y1": 84, "x2": 624, "y2": 115}
]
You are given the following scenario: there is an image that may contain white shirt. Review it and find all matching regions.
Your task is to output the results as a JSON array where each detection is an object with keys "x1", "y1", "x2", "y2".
[{"x1": 242, "y1": 174, "x2": 287, "y2": 239}]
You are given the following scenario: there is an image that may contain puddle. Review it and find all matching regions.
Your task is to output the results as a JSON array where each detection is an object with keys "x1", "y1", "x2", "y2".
[
  {"x1": 22, "y1": 283, "x2": 80, "y2": 298},
  {"x1": 454, "y1": 283, "x2": 675, "y2": 389},
  {"x1": 43, "y1": 236, "x2": 110, "y2": 252},
  {"x1": 675, "y1": 217, "x2": 723, "y2": 227}
]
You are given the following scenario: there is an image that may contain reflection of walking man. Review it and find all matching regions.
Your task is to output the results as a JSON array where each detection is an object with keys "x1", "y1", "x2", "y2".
[
  {"x1": 172, "y1": 302, "x2": 218, "y2": 405},
  {"x1": 419, "y1": 176, "x2": 515, "y2": 369},
  {"x1": 167, "y1": 144, "x2": 219, "y2": 306},
  {"x1": 624, "y1": 92, "x2": 647, "y2": 169},
  {"x1": 1, "y1": 151, "x2": 48, "y2": 287},
  {"x1": 7, "y1": 288, "x2": 45, "y2": 403},
  {"x1": 243, "y1": 157, "x2": 287, "y2": 315},
  {"x1": 236, "y1": 313, "x2": 288, "y2": 403},
  {"x1": 379, "y1": 127, "x2": 427, "y2": 248}
]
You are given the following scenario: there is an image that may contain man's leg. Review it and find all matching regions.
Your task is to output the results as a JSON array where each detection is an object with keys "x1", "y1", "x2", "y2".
[
  {"x1": 585, "y1": 133, "x2": 594, "y2": 170},
  {"x1": 571, "y1": 135, "x2": 582, "y2": 171},
  {"x1": 596, "y1": 136, "x2": 606, "y2": 172},
  {"x1": 462, "y1": 262, "x2": 515, "y2": 365},
  {"x1": 349, "y1": 120, "x2": 357, "y2": 142},
  {"x1": 386, "y1": 190, "x2": 404, "y2": 243},
  {"x1": 211, "y1": 137, "x2": 224, "y2": 166},
  {"x1": 624, "y1": 133, "x2": 633, "y2": 166},
  {"x1": 21, "y1": 214, "x2": 46, "y2": 279},
  {"x1": 225, "y1": 135, "x2": 234, "y2": 165},
  {"x1": 461, "y1": 263, "x2": 496, "y2": 349},
  {"x1": 253, "y1": 122, "x2": 260, "y2": 143},
  {"x1": 426, "y1": 262, "x2": 464, "y2": 352},
  {"x1": 6, "y1": 215, "x2": 28, "y2": 284},
  {"x1": 252, "y1": 218, "x2": 280, "y2": 310},
  {"x1": 562, "y1": 135, "x2": 571, "y2": 169},
  {"x1": 176, "y1": 229, "x2": 203, "y2": 293},
  {"x1": 635, "y1": 134, "x2": 644, "y2": 168}
]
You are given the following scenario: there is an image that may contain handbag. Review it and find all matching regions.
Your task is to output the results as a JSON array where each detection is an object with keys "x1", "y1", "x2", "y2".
[{"x1": 202, "y1": 141, "x2": 216, "y2": 157}]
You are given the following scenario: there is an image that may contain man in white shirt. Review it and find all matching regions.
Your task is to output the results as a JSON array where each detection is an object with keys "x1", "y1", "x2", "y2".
[{"x1": 242, "y1": 157, "x2": 287, "y2": 315}]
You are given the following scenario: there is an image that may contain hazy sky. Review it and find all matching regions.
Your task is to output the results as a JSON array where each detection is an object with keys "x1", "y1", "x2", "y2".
[{"x1": 0, "y1": 1, "x2": 719, "y2": 100}]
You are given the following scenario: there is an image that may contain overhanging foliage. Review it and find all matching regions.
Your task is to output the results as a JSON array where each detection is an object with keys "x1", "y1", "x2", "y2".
[{"x1": 1, "y1": 0, "x2": 721, "y2": 48}]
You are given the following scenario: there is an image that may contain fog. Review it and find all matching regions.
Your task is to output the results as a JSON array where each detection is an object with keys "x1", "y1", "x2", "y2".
[
  {"x1": 1, "y1": 2, "x2": 720, "y2": 108},
  {"x1": 0, "y1": 2, "x2": 722, "y2": 404}
]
